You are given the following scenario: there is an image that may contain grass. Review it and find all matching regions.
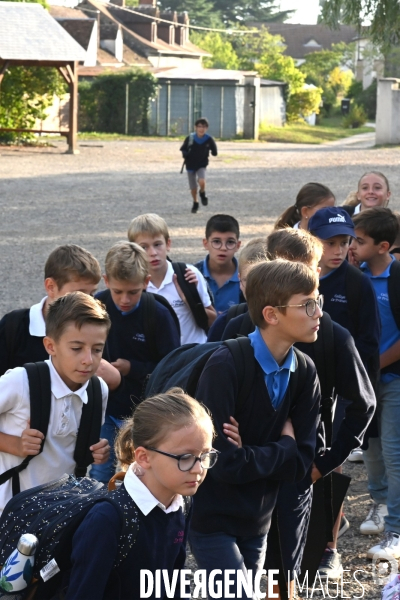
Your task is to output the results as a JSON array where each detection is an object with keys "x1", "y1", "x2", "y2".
[{"x1": 259, "y1": 116, "x2": 374, "y2": 145}]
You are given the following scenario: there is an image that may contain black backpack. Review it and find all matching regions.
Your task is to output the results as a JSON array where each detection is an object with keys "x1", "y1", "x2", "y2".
[
  {"x1": 0, "y1": 362, "x2": 103, "y2": 496},
  {"x1": 171, "y1": 262, "x2": 209, "y2": 331},
  {"x1": 101, "y1": 289, "x2": 181, "y2": 362},
  {"x1": 145, "y1": 337, "x2": 308, "y2": 415}
]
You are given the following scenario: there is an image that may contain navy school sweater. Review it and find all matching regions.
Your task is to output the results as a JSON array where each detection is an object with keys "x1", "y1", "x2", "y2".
[
  {"x1": 65, "y1": 491, "x2": 189, "y2": 600},
  {"x1": 96, "y1": 290, "x2": 180, "y2": 418},
  {"x1": 0, "y1": 309, "x2": 47, "y2": 375},
  {"x1": 318, "y1": 260, "x2": 380, "y2": 372},
  {"x1": 221, "y1": 310, "x2": 376, "y2": 477},
  {"x1": 191, "y1": 346, "x2": 320, "y2": 537}
]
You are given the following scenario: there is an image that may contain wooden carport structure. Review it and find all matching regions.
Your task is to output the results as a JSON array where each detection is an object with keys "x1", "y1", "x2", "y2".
[{"x1": 0, "y1": 1, "x2": 86, "y2": 153}]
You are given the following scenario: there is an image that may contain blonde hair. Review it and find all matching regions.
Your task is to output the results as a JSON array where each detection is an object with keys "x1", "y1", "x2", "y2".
[
  {"x1": 115, "y1": 388, "x2": 214, "y2": 470},
  {"x1": 238, "y1": 238, "x2": 269, "y2": 273},
  {"x1": 46, "y1": 291, "x2": 111, "y2": 341},
  {"x1": 267, "y1": 228, "x2": 323, "y2": 265},
  {"x1": 105, "y1": 242, "x2": 149, "y2": 282},
  {"x1": 247, "y1": 259, "x2": 318, "y2": 329},
  {"x1": 44, "y1": 245, "x2": 101, "y2": 288},
  {"x1": 128, "y1": 213, "x2": 170, "y2": 243}
]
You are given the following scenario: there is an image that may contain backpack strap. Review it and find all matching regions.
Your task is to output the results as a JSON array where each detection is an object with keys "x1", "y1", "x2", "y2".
[
  {"x1": 4, "y1": 308, "x2": 28, "y2": 370},
  {"x1": 226, "y1": 302, "x2": 248, "y2": 324},
  {"x1": 388, "y1": 259, "x2": 400, "y2": 331},
  {"x1": 223, "y1": 337, "x2": 256, "y2": 412},
  {"x1": 0, "y1": 362, "x2": 51, "y2": 496},
  {"x1": 141, "y1": 292, "x2": 159, "y2": 362},
  {"x1": 345, "y1": 264, "x2": 364, "y2": 339},
  {"x1": 312, "y1": 312, "x2": 335, "y2": 447},
  {"x1": 172, "y1": 262, "x2": 209, "y2": 331},
  {"x1": 74, "y1": 375, "x2": 103, "y2": 478}
]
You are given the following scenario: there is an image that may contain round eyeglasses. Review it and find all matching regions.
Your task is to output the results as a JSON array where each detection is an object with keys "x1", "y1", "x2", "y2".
[
  {"x1": 145, "y1": 447, "x2": 219, "y2": 471},
  {"x1": 274, "y1": 295, "x2": 324, "y2": 318},
  {"x1": 210, "y1": 238, "x2": 238, "y2": 250}
]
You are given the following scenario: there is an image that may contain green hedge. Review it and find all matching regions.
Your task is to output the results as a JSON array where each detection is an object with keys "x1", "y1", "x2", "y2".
[{"x1": 78, "y1": 70, "x2": 158, "y2": 135}]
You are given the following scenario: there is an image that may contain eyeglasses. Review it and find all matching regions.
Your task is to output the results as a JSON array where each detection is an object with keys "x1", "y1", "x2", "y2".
[
  {"x1": 210, "y1": 239, "x2": 238, "y2": 250},
  {"x1": 275, "y1": 295, "x2": 324, "y2": 317},
  {"x1": 145, "y1": 447, "x2": 219, "y2": 471}
]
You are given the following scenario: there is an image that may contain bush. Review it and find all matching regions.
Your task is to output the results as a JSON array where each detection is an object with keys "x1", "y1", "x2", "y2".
[
  {"x1": 286, "y1": 86, "x2": 323, "y2": 123},
  {"x1": 347, "y1": 79, "x2": 377, "y2": 120},
  {"x1": 78, "y1": 70, "x2": 158, "y2": 135},
  {"x1": 342, "y1": 103, "x2": 367, "y2": 128}
]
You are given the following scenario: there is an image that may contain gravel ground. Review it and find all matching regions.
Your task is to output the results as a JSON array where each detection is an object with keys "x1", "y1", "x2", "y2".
[{"x1": 0, "y1": 135, "x2": 398, "y2": 599}]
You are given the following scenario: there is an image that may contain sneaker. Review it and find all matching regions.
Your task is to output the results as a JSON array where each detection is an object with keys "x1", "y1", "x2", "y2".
[
  {"x1": 338, "y1": 514, "x2": 350, "y2": 538},
  {"x1": 360, "y1": 503, "x2": 388, "y2": 535},
  {"x1": 347, "y1": 449, "x2": 364, "y2": 462},
  {"x1": 191, "y1": 202, "x2": 199, "y2": 214},
  {"x1": 199, "y1": 191, "x2": 208, "y2": 206},
  {"x1": 317, "y1": 549, "x2": 343, "y2": 579},
  {"x1": 367, "y1": 531, "x2": 400, "y2": 559}
]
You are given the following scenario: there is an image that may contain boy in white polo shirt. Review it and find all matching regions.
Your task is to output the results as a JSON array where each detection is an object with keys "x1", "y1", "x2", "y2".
[
  {"x1": 128, "y1": 213, "x2": 216, "y2": 344},
  {"x1": 0, "y1": 292, "x2": 110, "y2": 513}
]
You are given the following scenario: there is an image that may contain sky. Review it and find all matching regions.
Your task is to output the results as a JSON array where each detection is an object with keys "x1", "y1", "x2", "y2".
[{"x1": 279, "y1": 0, "x2": 321, "y2": 24}]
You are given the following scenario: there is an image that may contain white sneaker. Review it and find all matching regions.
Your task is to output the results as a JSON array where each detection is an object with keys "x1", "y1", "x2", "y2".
[
  {"x1": 347, "y1": 449, "x2": 364, "y2": 462},
  {"x1": 360, "y1": 503, "x2": 388, "y2": 535},
  {"x1": 367, "y1": 531, "x2": 400, "y2": 559}
]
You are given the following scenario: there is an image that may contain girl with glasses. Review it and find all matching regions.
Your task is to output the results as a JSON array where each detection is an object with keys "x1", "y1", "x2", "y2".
[{"x1": 63, "y1": 389, "x2": 219, "y2": 600}]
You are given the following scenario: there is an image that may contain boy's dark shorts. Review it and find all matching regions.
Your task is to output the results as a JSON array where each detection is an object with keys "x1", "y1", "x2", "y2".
[{"x1": 187, "y1": 168, "x2": 206, "y2": 190}]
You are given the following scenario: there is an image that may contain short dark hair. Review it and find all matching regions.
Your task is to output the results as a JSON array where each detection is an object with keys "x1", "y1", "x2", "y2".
[
  {"x1": 46, "y1": 291, "x2": 111, "y2": 341},
  {"x1": 44, "y1": 245, "x2": 101, "y2": 289},
  {"x1": 353, "y1": 207, "x2": 399, "y2": 247},
  {"x1": 246, "y1": 259, "x2": 318, "y2": 329},
  {"x1": 195, "y1": 117, "x2": 209, "y2": 127},
  {"x1": 205, "y1": 214, "x2": 240, "y2": 239}
]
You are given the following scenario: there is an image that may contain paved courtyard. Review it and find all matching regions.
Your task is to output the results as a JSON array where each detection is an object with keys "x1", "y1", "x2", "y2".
[{"x1": 0, "y1": 134, "x2": 399, "y2": 598}]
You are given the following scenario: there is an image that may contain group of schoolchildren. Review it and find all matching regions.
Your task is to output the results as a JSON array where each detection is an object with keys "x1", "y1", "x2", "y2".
[{"x1": 0, "y1": 169, "x2": 399, "y2": 600}]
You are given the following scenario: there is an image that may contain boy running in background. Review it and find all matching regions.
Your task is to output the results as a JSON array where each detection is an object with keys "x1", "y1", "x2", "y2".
[
  {"x1": 128, "y1": 213, "x2": 216, "y2": 344},
  {"x1": 0, "y1": 292, "x2": 110, "y2": 513},
  {"x1": 195, "y1": 214, "x2": 243, "y2": 314},
  {"x1": 351, "y1": 207, "x2": 400, "y2": 559},
  {"x1": 93, "y1": 242, "x2": 180, "y2": 483},
  {"x1": 180, "y1": 117, "x2": 217, "y2": 214}
]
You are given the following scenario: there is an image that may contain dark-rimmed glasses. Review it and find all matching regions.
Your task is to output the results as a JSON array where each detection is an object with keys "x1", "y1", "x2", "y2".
[
  {"x1": 210, "y1": 239, "x2": 238, "y2": 250},
  {"x1": 275, "y1": 295, "x2": 324, "y2": 317},
  {"x1": 145, "y1": 447, "x2": 219, "y2": 471}
]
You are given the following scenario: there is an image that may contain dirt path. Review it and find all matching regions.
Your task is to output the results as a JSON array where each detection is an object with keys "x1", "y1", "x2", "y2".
[{"x1": 0, "y1": 137, "x2": 397, "y2": 598}]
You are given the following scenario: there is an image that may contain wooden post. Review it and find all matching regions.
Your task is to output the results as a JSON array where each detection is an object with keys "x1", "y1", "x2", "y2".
[{"x1": 67, "y1": 61, "x2": 79, "y2": 154}]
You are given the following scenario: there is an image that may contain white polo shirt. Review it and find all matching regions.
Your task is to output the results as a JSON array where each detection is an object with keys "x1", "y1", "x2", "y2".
[
  {"x1": 29, "y1": 296, "x2": 47, "y2": 337},
  {"x1": 147, "y1": 262, "x2": 211, "y2": 344},
  {"x1": 0, "y1": 358, "x2": 108, "y2": 513},
  {"x1": 124, "y1": 463, "x2": 183, "y2": 515}
]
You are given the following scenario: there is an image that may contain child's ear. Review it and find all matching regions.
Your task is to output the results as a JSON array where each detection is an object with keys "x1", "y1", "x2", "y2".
[
  {"x1": 262, "y1": 305, "x2": 279, "y2": 326},
  {"x1": 135, "y1": 446, "x2": 152, "y2": 470},
  {"x1": 44, "y1": 278, "x2": 60, "y2": 300},
  {"x1": 43, "y1": 335, "x2": 57, "y2": 356},
  {"x1": 202, "y1": 238, "x2": 209, "y2": 250},
  {"x1": 236, "y1": 240, "x2": 242, "y2": 251},
  {"x1": 143, "y1": 275, "x2": 151, "y2": 289},
  {"x1": 103, "y1": 275, "x2": 110, "y2": 288},
  {"x1": 166, "y1": 238, "x2": 172, "y2": 252},
  {"x1": 378, "y1": 241, "x2": 391, "y2": 254}
]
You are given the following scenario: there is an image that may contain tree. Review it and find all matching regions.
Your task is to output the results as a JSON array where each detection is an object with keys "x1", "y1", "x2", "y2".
[
  {"x1": 321, "y1": 0, "x2": 400, "y2": 52},
  {"x1": 190, "y1": 32, "x2": 239, "y2": 68},
  {"x1": 0, "y1": 0, "x2": 65, "y2": 141},
  {"x1": 157, "y1": 0, "x2": 221, "y2": 28},
  {"x1": 211, "y1": 0, "x2": 293, "y2": 25}
]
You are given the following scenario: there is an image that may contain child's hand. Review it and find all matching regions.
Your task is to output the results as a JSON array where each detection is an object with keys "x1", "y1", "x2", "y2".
[
  {"x1": 90, "y1": 439, "x2": 110, "y2": 464},
  {"x1": 184, "y1": 268, "x2": 198, "y2": 285},
  {"x1": 111, "y1": 358, "x2": 131, "y2": 377},
  {"x1": 97, "y1": 359, "x2": 122, "y2": 391},
  {"x1": 223, "y1": 416, "x2": 242, "y2": 447},
  {"x1": 19, "y1": 421, "x2": 44, "y2": 457},
  {"x1": 311, "y1": 463, "x2": 322, "y2": 483},
  {"x1": 347, "y1": 247, "x2": 360, "y2": 269},
  {"x1": 281, "y1": 418, "x2": 295, "y2": 440}
]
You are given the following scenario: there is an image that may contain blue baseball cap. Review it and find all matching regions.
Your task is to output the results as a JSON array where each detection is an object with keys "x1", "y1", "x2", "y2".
[{"x1": 309, "y1": 207, "x2": 355, "y2": 240}]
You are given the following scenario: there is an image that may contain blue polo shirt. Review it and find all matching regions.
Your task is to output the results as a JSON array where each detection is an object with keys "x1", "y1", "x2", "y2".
[
  {"x1": 249, "y1": 326, "x2": 296, "y2": 408},
  {"x1": 361, "y1": 256, "x2": 400, "y2": 383},
  {"x1": 195, "y1": 256, "x2": 241, "y2": 314}
]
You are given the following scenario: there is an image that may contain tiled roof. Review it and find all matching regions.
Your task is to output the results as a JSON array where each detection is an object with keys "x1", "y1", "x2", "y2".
[
  {"x1": 56, "y1": 19, "x2": 96, "y2": 51},
  {"x1": 0, "y1": 1, "x2": 86, "y2": 62},
  {"x1": 254, "y1": 23, "x2": 358, "y2": 60}
]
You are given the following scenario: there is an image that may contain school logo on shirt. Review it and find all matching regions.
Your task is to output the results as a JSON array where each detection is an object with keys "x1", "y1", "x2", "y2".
[
  {"x1": 377, "y1": 292, "x2": 389, "y2": 303},
  {"x1": 329, "y1": 214, "x2": 346, "y2": 223},
  {"x1": 171, "y1": 299, "x2": 185, "y2": 309},
  {"x1": 132, "y1": 333, "x2": 146, "y2": 342},
  {"x1": 173, "y1": 530, "x2": 184, "y2": 544},
  {"x1": 330, "y1": 294, "x2": 347, "y2": 304}
]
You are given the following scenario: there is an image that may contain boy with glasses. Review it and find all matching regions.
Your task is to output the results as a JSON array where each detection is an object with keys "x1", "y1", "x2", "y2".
[{"x1": 195, "y1": 214, "x2": 244, "y2": 314}]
